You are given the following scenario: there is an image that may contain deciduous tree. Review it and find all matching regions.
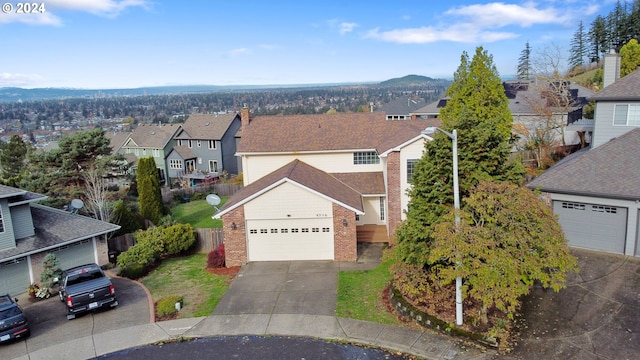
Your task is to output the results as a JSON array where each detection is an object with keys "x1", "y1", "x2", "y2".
[{"x1": 428, "y1": 181, "x2": 578, "y2": 325}]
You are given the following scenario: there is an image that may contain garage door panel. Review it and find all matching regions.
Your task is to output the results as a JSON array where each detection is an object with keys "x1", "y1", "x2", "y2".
[
  {"x1": 247, "y1": 219, "x2": 333, "y2": 261},
  {"x1": 53, "y1": 240, "x2": 95, "y2": 270},
  {"x1": 554, "y1": 201, "x2": 626, "y2": 253},
  {"x1": 0, "y1": 258, "x2": 29, "y2": 297}
]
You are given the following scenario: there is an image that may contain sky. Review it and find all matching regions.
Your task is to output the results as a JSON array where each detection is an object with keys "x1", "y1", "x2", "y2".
[{"x1": 0, "y1": 0, "x2": 618, "y2": 89}]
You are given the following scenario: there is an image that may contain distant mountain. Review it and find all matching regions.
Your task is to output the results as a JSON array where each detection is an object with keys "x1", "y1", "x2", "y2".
[
  {"x1": 378, "y1": 74, "x2": 445, "y2": 87},
  {"x1": 0, "y1": 75, "x2": 449, "y2": 102}
]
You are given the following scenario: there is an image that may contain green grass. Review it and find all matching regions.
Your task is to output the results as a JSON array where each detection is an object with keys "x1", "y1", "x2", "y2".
[
  {"x1": 336, "y1": 252, "x2": 402, "y2": 325},
  {"x1": 170, "y1": 198, "x2": 227, "y2": 228},
  {"x1": 140, "y1": 253, "x2": 231, "y2": 318}
]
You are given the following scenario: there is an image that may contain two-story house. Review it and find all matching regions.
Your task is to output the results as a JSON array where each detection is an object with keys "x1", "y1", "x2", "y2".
[
  {"x1": 0, "y1": 185, "x2": 120, "y2": 296},
  {"x1": 526, "y1": 53, "x2": 640, "y2": 257},
  {"x1": 120, "y1": 123, "x2": 182, "y2": 185},
  {"x1": 167, "y1": 113, "x2": 241, "y2": 187},
  {"x1": 213, "y1": 107, "x2": 440, "y2": 266}
]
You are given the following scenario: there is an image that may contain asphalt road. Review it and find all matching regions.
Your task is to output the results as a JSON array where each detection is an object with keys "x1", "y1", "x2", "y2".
[{"x1": 96, "y1": 335, "x2": 416, "y2": 360}]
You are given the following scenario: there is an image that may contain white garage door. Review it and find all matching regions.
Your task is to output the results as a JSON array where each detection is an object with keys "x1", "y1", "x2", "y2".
[
  {"x1": 553, "y1": 201, "x2": 627, "y2": 253},
  {"x1": 53, "y1": 239, "x2": 96, "y2": 271},
  {"x1": 247, "y1": 219, "x2": 334, "y2": 261},
  {"x1": 0, "y1": 258, "x2": 29, "y2": 297}
]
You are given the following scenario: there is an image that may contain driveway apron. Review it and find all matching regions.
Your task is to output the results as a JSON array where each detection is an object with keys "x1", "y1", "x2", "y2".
[{"x1": 213, "y1": 261, "x2": 339, "y2": 316}]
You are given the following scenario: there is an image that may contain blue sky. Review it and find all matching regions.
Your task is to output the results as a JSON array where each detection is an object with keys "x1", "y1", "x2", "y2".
[{"x1": 0, "y1": 0, "x2": 617, "y2": 89}]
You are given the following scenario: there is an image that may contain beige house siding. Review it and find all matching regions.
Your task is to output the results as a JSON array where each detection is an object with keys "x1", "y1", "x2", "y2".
[
  {"x1": 244, "y1": 182, "x2": 333, "y2": 221},
  {"x1": 360, "y1": 197, "x2": 385, "y2": 225},
  {"x1": 242, "y1": 152, "x2": 384, "y2": 185},
  {"x1": 399, "y1": 139, "x2": 425, "y2": 221}
]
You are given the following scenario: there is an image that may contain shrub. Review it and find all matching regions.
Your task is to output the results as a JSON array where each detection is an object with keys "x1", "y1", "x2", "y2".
[
  {"x1": 120, "y1": 263, "x2": 149, "y2": 279},
  {"x1": 163, "y1": 224, "x2": 196, "y2": 256},
  {"x1": 190, "y1": 191, "x2": 206, "y2": 201},
  {"x1": 157, "y1": 294, "x2": 183, "y2": 317},
  {"x1": 40, "y1": 253, "x2": 63, "y2": 289},
  {"x1": 207, "y1": 243, "x2": 225, "y2": 268}
]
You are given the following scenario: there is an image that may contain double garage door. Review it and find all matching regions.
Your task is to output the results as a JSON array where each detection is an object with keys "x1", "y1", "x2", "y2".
[
  {"x1": 247, "y1": 219, "x2": 334, "y2": 261},
  {"x1": 553, "y1": 201, "x2": 627, "y2": 253},
  {"x1": 0, "y1": 240, "x2": 95, "y2": 297}
]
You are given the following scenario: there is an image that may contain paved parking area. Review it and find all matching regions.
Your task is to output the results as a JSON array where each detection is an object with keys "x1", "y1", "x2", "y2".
[{"x1": 1, "y1": 277, "x2": 151, "y2": 359}]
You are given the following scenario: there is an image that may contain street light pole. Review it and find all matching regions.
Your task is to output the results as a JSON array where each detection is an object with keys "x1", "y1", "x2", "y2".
[{"x1": 422, "y1": 126, "x2": 463, "y2": 326}]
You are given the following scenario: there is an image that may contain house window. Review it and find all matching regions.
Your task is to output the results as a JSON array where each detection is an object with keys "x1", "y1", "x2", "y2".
[
  {"x1": 355, "y1": 214, "x2": 360, "y2": 221},
  {"x1": 301, "y1": 228, "x2": 309, "y2": 233},
  {"x1": 281, "y1": 229, "x2": 288, "y2": 233},
  {"x1": 592, "y1": 205, "x2": 617, "y2": 214},
  {"x1": 407, "y1": 159, "x2": 418, "y2": 181},
  {"x1": 322, "y1": 227, "x2": 330, "y2": 232},
  {"x1": 153, "y1": 149, "x2": 160, "y2": 157},
  {"x1": 260, "y1": 229, "x2": 267, "y2": 234},
  {"x1": 169, "y1": 159, "x2": 182, "y2": 169},
  {"x1": 142, "y1": 149, "x2": 147, "y2": 156},
  {"x1": 291, "y1": 228, "x2": 299, "y2": 233},
  {"x1": 562, "y1": 202, "x2": 585, "y2": 210},
  {"x1": 0, "y1": 208, "x2": 4, "y2": 233},
  {"x1": 312, "y1": 228, "x2": 319, "y2": 232},
  {"x1": 197, "y1": 140, "x2": 201, "y2": 147},
  {"x1": 613, "y1": 104, "x2": 640, "y2": 126},
  {"x1": 380, "y1": 197, "x2": 385, "y2": 221},
  {"x1": 208, "y1": 140, "x2": 217, "y2": 149},
  {"x1": 209, "y1": 160, "x2": 219, "y2": 173},
  {"x1": 271, "y1": 229, "x2": 278, "y2": 233},
  {"x1": 177, "y1": 140, "x2": 182, "y2": 146},
  {"x1": 353, "y1": 151, "x2": 380, "y2": 165},
  {"x1": 249, "y1": 229, "x2": 257, "y2": 234}
]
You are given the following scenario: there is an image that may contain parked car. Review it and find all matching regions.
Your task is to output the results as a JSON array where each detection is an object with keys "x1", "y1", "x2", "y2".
[
  {"x1": 57, "y1": 263, "x2": 118, "y2": 320},
  {"x1": 0, "y1": 294, "x2": 30, "y2": 342}
]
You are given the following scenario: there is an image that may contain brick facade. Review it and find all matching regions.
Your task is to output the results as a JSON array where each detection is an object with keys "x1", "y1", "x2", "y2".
[
  {"x1": 386, "y1": 151, "x2": 402, "y2": 244},
  {"x1": 332, "y1": 203, "x2": 357, "y2": 262},
  {"x1": 222, "y1": 205, "x2": 247, "y2": 267}
]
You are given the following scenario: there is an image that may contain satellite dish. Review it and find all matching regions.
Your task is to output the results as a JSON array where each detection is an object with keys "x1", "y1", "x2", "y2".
[
  {"x1": 206, "y1": 194, "x2": 221, "y2": 206},
  {"x1": 69, "y1": 199, "x2": 84, "y2": 214}
]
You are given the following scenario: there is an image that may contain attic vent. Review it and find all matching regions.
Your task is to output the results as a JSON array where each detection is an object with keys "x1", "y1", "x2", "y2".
[
  {"x1": 150, "y1": 131, "x2": 156, "y2": 135},
  {"x1": 205, "y1": 122, "x2": 210, "y2": 126}
]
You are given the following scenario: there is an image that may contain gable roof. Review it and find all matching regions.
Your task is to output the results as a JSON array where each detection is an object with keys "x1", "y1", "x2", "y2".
[
  {"x1": 237, "y1": 112, "x2": 437, "y2": 154},
  {"x1": 377, "y1": 96, "x2": 426, "y2": 115},
  {"x1": 104, "y1": 131, "x2": 131, "y2": 153},
  {"x1": 0, "y1": 184, "x2": 47, "y2": 203},
  {"x1": 330, "y1": 172, "x2": 385, "y2": 195},
  {"x1": 0, "y1": 204, "x2": 120, "y2": 262},
  {"x1": 126, "y1": 123, "x2": 181, "y2": 149},
  {"x1": 168, "y1": 145, "x2": 197, "y2": 160},
  {"x1": 589, "y1": 68, "x2": 640, "y2": 101},
  {"x1": 176, "y1": 113, "x2": 239, "y2": 140},
  {"x1": 215, "y1": 160, "x2": 365, "y2": 218},
  {"x1": 526, "y1": 128, "x2": 640, "y2": 200}
]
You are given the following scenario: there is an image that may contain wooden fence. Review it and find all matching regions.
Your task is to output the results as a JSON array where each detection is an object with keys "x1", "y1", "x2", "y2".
[
  {"x1": 108, "y1": 227, "x2": 224, "y2": 258},
  {"x1": 162, "y1": 182, "x2": 242, "y2": 203}
]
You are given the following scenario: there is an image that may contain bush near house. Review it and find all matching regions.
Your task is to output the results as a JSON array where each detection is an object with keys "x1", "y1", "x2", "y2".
[
  {"x1": 156, "y1": 294, "x2": 183, "y2": 318},
  {"x1": 117, "y1": 223, "x2": 197, "y2": 279},
  {"x1": 207, "y1": 243, "x2": 225, "y2": 268}
]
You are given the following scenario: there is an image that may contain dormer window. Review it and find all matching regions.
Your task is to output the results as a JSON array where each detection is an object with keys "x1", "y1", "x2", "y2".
[{"x1": 353, "y1": 151, "x2": 379, "y2": 165}]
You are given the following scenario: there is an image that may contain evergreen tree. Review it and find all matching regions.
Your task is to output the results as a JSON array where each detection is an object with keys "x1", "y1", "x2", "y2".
[
  {"x1": 395, "y1": 47, "x2": 525, "y2": 267},
  {"x1": 111, "y1": 200, "x2": 141, "y2": 237},
  {"x1": 517, "y1": 42, "x2": 532, "y2": 80},
  {"x1": 607, "y1": 1, "x2": 629, "y2": 52},
  {"x1": 569, "y1": 21, "x2": 588, "y2": 70},
  {"x1": 620, "y1": 38, "x2": 640, "y2": 76},
  {"x1": 589, "y1": 15, "x2": 608, "y2": 62},
  {"x1": 0, "y1": 135, "x2": 30, "y2": 187},
  {"x1": 137, "y1": 157, "x2": 164, "y2": 224}
]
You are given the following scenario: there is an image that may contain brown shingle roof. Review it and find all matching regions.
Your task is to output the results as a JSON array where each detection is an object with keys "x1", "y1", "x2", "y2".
[
  {"x1": 176, "y1": 113, "x2": 239, "y2": 140},
  {"x1": 171, "y1": 145, "x2": 197, "y2": 159},
  {"x1": 237, "y1": 112, "x2": 438, "y2": 154},
  {"x1": 590, "y1": 68, "x2": 640, "y2": 101},
  {"x1": 526, "y1": 128, "x2": 640, "y2": 199},
  {"x1": 217, "y1": 160, "x2": 364, "y2": 216},
  {"x1": 104, "y1": 131, "x2": 131, "y2": 153},
  {"x1": 128, "y1": 123, "x2": 181, "y2": 149},
  {"x1": 330, "y1": 172, "x2": 385, "y2": 195}
]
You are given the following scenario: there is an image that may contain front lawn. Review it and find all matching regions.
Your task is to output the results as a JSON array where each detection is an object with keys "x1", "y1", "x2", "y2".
[
  {"x1": 140, "y1": 253, "x2": 232, "y2": 319},
  {"x1": 336, "y1": 251, "x2": 402, "y2": 325},
  {"x1": 170, "y1": 198, "x2": 227, "y2": 228}
]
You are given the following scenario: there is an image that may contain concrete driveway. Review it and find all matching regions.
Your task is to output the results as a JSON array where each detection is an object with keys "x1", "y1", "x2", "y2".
[{"x1": 1, "y1": 276, "x2": 151, "y2": 359}]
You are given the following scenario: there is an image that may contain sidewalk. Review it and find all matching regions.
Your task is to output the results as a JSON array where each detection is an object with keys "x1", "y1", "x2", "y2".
[{"x1": 14, "y1": 314, "x2": 492, "y2": 360}]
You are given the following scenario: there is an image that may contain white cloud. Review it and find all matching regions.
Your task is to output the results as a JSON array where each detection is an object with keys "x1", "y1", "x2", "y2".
[
  {"x1": 0, "y1": 0, "x2": 150, "y2": 25},
  {"x1": 339, "y1": 22, "x2": 357, "y2": 34},
  {"x1": 228, "y1": 48, "x2": 252, "y2": 57},
  {"x1": 364, "y1": 1, "x2": 595, "y2": 45},
  {"x1": 0, "y1": 72, "x2": 44, "y2": 87}
]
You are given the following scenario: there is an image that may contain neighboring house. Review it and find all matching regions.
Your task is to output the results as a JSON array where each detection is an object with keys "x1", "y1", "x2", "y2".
[
  {"x1": 120, "y1": 123, "x2": 182, "y2": 185},
  {"x1": 0, "y1": 185, "x2": 120, "y2": 296},
  {"x1": 170, "y1": 113, "x2": 242, "y2": 186},
  {"x1": 526, "y1": 57, "x2": 640, "y2": 257},
  {"x1": 214, "y1": 107, "x2": 440, "y2": 266},
  {"x1": 377, "y1": 95, "x2": 427, "y2": 120},
  {"x1": 412, "y1": 80, "x2": 594, "y2": 149}
]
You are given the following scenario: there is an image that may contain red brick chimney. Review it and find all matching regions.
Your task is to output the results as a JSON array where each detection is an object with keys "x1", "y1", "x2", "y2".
[{"x1": 241, "y1": 104, "x2": 250, "y2": 132}]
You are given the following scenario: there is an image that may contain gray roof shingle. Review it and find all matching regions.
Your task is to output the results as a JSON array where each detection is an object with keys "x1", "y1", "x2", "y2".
[
  {"x1": 526, "y1": 128, "x2": 640, "y2": 199},
  {"x1": 176, "y1": 113, "x2": 239, "y2": 140},
  {"x1": 127, "y1": 123, "x2": 181, "y2": 149},
  {"x1": 590, "y1": 68, "x2": 640, "y2": 101}
]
